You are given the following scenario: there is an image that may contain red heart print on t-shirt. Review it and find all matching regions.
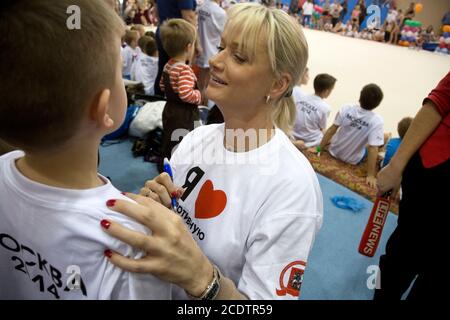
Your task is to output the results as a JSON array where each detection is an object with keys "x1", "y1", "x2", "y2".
[{"x1": 195, "y1": 180, "x2": 227, "y2": 219}]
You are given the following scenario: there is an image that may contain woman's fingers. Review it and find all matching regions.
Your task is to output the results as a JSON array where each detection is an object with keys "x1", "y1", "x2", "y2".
[
  {"x1": 139, "y1": 187, "x2": 161, "y2": 203},
  {"x1": 144, "y1": 180, "x2": 172, "y2": 208},
  {"x1": 106, "y1": 199, "x2": 171, "y2": 235},
  {"x1": 105, "y1": 249, "x2": 157, "y2": 274},
  {"x1": 101, "y1": 217, "x2": 156, "y2": 252}
]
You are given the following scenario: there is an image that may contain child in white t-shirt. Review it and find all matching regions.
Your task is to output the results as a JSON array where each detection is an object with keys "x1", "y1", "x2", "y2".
[
  {"x1": 122, "y1": 30, "x2": 140, "y2": 80},
  {"x1": 293, "y1": 73, "x2": 336, "y2": 150},
  {"x1": 312, "y1": 84, "x2": 385, "y2": 188},
  {"x1": 132, "y1": 35, "x2": 159, "y2": 96},
  {"x1": 0, "y1": 0, "x2": 170, "y2": 299}
]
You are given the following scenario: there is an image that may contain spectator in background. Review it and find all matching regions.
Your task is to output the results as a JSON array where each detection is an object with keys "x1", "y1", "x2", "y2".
[
  {"x1": 358, "y1": 0, "x2": 366, "y2": 30},
  {"x1": 330, "y1": 0, "x2": 342, "y2": 27},
  {"x1": 404, "y1": 2, "x2": 415, "y2": 22},
  {"x1": 421, "y1": 25, "x2": 436, "y2": 44},
  {"x1": 132, "y1": 36, "x2": 159, "y2": 96},
  {"x1": 442, "y1": 12, "x2": 450, "y2": 26},
  {"x1": 122, "y1": 30, "x2": 141, "y2": 80},
  {"x1": 340, "y1": 0, "x2": 348, "y2": 23},
  {"x1": 124, "y1": 0, "x2": 139, "y2": 24},
  {"x1": 196, "y1": 0, "x2": 227, "y2": 103},
  {"x1": 289, "y1": 0, "x2": 299, "y2": 17},
  {"x1": 302, "y1": 0, "x2": 314, "y2": 27},
  {"x1": 153, "y1": 0, "x2": 198, "y2": 96}
]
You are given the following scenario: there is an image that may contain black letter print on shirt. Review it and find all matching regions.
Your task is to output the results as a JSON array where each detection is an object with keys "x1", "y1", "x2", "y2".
[{"x1": 181, "y1": 167, "x2": 204, "y2": 201}]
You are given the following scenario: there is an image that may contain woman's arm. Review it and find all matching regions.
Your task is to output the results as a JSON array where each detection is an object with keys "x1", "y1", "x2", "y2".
[{"x1": 377, "y1": 101, "x2": 442, "y2": 194}]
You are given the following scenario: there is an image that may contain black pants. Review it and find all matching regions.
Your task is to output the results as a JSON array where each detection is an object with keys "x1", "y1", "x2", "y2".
[
  {"x1": 154, "y1": 29, "x2": 169, "y2": 96},
  {"x1": 374, "y1": 153, "x2": 449, "y2": 300}
]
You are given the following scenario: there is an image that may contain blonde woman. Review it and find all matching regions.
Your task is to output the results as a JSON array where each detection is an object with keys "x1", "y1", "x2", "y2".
[{"x1": 101, "y1": 3, "x2": 323, "y2": 300}]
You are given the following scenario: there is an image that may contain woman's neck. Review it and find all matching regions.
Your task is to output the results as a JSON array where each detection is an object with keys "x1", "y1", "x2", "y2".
[{"x1": 222, "y1": 108, "x2": 275, "y2": 152}]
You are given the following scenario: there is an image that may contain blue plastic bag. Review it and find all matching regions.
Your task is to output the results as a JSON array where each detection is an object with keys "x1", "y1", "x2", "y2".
[{"x1": 331, "y1": 196, "x2": 366, "y2": 213}]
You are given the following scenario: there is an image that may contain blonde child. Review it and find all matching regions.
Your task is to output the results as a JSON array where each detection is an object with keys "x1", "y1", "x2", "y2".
[
  {"x1": 159, "y1": 19, "x2": 201, "y2": 166},
  {"x1": 122, "y1": 30, "x2": 140, "y2": 79}
]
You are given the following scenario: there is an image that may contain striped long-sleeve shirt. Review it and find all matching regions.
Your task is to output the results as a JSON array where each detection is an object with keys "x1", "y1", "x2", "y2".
[{"x1": 160, "y1": 59, "x2": 202, "y2": 105}]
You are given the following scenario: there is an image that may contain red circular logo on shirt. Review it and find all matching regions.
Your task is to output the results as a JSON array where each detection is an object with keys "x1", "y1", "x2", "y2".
[{"x1": 276, "y1": 260, "x2": 307, "y2": 297}]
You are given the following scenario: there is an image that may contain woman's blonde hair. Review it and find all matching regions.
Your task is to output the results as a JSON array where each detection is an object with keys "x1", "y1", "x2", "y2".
[{"x1": 226, "y1": 3, "x2": 308, "y2": 135}]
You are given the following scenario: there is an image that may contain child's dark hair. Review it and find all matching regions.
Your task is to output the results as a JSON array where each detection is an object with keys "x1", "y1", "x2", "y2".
[
  {"x1": 313, "y1": 74, "x2": 337, "y2": 94},
  {"x1": 0, "y1": 0, "x2": 124, "y2": 151},
  {"x1": 138, "y1": 36, "x2": 157, "y2": 56},
  {"x1": 359, "y1": 84, "x2": 383, "y2": 110},
  {"x1": 397, "y1": 117, "x2": 413, "y2": 139}
]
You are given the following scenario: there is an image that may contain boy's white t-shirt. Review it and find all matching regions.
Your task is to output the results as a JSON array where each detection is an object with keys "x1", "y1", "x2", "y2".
[
  {"x1": 132, "y1": 53, "x2": 159, "y2": 96},
  {"x1": 0, "y1": 151, "x2": 171, "y2": 300},
  {"x1": 329, "y1": 104, "x2": 384, "y2": 165},
  {"x1": 122, "y1": 45, "x2": 141, "y2": 77},
  {"x1": 196, "y1": 0, "x2": 227, "y2": 68},
  {"x1": 293, "y1": 94, "x2": 331, "y2": 147},
  {"x1": 170, "y1": 124, "x2": 323, "y2": 299}
]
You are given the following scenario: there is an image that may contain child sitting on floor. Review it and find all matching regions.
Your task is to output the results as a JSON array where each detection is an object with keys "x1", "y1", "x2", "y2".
[
  {"x1": 0, "y1": 0, "x2": 171, "y2": 299},
  {"x1": 312, "y1": 84, "x2": 385, "y2": 188},
  {"x1": 381, "y1": 116, "x2": 413, "y2": 167},
  {"x1": 159, "y1": 18, "x2": 202, "y2": 166},
  {"x1": 293, "y1": 73, "x2": 336, "y2": 150}
]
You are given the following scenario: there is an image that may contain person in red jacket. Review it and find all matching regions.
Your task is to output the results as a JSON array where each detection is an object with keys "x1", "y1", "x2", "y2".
[{"x1": 375, "y1": 71, "x2": 450, "y2": 300}]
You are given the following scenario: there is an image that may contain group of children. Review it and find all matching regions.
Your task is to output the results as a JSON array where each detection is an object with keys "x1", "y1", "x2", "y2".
[
  {"x1": 121, "y1": 26, "x2": 159, "y2": 95},
  {"x1": 291, "y1": 68, "x2": 413, "y2": 188}
]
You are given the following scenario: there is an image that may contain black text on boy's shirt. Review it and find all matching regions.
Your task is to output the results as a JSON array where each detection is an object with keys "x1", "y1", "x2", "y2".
[
  {"x1": 345, "y1": 113, "x2": 369, "y2": 130},
  {"x1": 0, "y1": 232, "x2": 87, "y2": 299}
]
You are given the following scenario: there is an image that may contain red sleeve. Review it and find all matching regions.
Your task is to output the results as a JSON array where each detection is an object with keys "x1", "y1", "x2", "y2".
[
  {"x1": 419, "y1": 71, "x2": 450, "y2": 168},
  {"x1": 423, "y1": 71, "x2": 450, "y2": 117}
]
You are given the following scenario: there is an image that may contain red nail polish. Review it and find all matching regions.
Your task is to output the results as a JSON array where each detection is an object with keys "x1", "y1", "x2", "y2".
[
  {"x1": 171, "y1": 191, "x2": 178, "y2": 198},
  {"x1": 100, "y1": 219, "x2": 111, "y2": 229},
  {"x1": 104, "y1": 249, "x2": 112, "y2": 258},
  {"x1": 121, "y1": 192, "x2": 127, "y2": 195},
  {"x1": 106, "y1": 199, "x2": 116, "y2": 207}
]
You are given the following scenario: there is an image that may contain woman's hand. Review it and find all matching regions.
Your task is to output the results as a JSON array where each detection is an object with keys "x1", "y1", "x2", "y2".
[
  {"x1": 140, "y1": 173, "x2": 184, "y2": 209},
  {"x1": 102, "y1": 193, "x2": 214, "y2": 297},
  {"x1": 376, "y1": 163, "x2": 402, "y2": 198}
]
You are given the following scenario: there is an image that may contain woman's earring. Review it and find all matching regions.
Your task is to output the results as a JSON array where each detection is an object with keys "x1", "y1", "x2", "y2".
[{"x1": 266, "y1": 95, "x2": 271, "y2": 104}]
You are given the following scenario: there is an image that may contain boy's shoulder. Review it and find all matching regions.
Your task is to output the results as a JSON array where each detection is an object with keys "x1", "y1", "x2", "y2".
[{"x1": 164, "y1": 60, "x2": 191, "y2": 73}]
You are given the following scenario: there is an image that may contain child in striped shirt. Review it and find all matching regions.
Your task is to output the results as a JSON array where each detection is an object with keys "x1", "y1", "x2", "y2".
[{"x1": 159, "y1": 18, "x2": 202, "y2": 169}]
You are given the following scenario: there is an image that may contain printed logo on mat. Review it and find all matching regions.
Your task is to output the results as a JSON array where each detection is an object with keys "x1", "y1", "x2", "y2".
[{"x1": 276, "y1": 261, "x2": 306, "y2": 297}]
